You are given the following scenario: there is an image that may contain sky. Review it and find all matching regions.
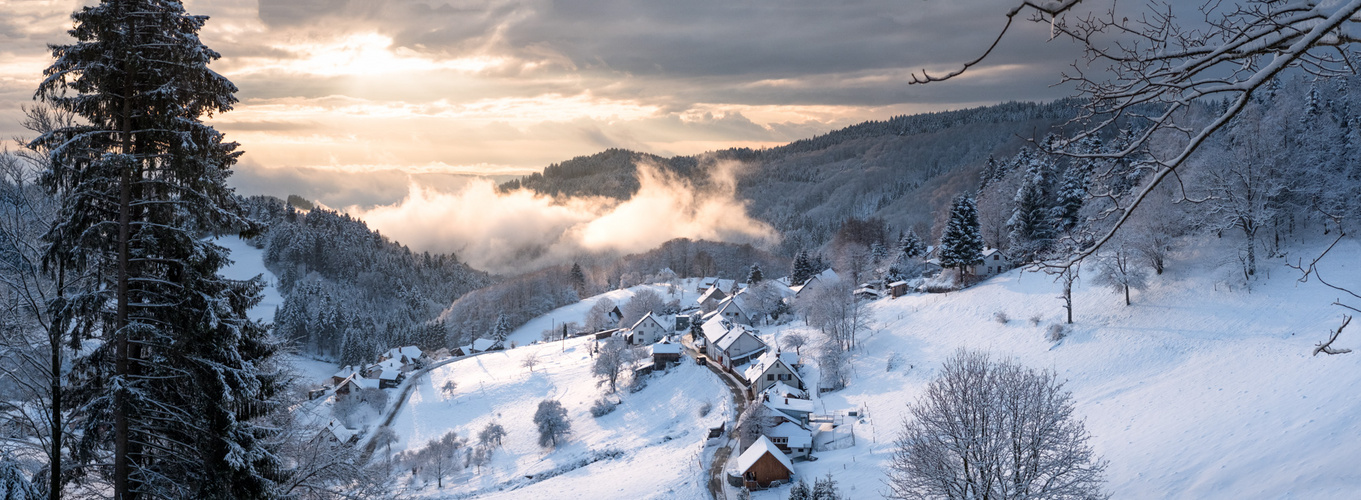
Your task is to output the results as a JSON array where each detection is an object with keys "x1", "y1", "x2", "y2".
[
  {"x1": 0, "y1": 0, "x2": 1093, "y2": 271},
  {"x1": 0, "y1": 0, "x2": 1084, "y2": 206}
]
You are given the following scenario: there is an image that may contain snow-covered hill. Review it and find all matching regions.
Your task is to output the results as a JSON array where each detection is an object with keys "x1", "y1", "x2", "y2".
[
  {"x1": 214, "y1": 235, "x2": 283, "y2": 324},
  {"x1": 387, "y1": 338, "x2": 730, "y2": 499},
  {"x1": 750, "y1": 237, "x2": 1361, "y2": 499},
  {"x1": 322, "y1": 235, "x2": 1359, "y2": 498}
]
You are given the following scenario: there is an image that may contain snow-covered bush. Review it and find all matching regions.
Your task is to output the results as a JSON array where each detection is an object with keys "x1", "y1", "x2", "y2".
[
  {"x1": 590, "y1": 397, "x2": 619, "y2": 418},
  {"x1": 698, "y1": 401, "x2": 713, "y2": 418},
  {"x1": 886, "y1": 351, "x2": 905, "y2": 372},
  {"x1": 1028, "y1": 314, "x2": 1043, "y2": 326},
  {"x1": 993, "y1": 311, "x2": 1009, "y2": 324},
  {"x1": 1046, "y1": 323, "x2": 1069, "y2": 342}
]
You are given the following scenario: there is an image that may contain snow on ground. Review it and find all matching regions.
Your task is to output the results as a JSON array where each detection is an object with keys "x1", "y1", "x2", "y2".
[
  {"x1": 387, "y1": 334, "x2": 730, "y2": 499},
  {"x1": 213, "y1": 235, "x2": 283, "y2": 324},
  {"x1": 503, "y1": 279, "x2": 704, "y2": 347},
  {"x1": 747, "y1": 237, "x2": 1361, "y2": 499}
]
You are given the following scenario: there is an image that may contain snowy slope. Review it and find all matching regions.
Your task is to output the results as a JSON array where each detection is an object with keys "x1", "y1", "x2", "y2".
[
  {"x1": 213, "y1": 235, "x2": 283, "y2": 324},
  {"x1": 386, "y1": 335, "x2": 730, "y2": 499},
  {"x1": 748, "y1": 237, "x2": 1361, "y2": 499},
  {"x1": 503, "y1": 280, "x2": 703, "y2": 347}
]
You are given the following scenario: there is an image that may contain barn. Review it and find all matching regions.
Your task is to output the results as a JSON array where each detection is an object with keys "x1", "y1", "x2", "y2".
[{"x1": 737, "y1": 435, "x2": 794, "y2": 489}]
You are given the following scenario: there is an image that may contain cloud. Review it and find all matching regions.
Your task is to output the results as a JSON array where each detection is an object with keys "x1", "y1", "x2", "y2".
[{"x1": 348, "y1": 159, "x2": 777, "y2": 274}]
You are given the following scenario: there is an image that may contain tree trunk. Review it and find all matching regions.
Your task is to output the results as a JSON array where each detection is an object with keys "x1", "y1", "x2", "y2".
[
  {"x1": 115, "y1": 11, "x2": 134, "y2": 495},
  {"x1": 1123, "y1": 284, "x2": 1130, "y2": 306}
]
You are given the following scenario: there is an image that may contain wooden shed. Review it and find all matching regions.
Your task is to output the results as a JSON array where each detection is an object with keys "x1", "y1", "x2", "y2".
[{"x1": 737, "y1": 435, "x2": 794, "y2": 489}]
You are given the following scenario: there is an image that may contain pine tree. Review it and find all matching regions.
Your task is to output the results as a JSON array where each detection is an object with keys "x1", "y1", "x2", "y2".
[
  {"x1": 1050, "y1": 165, "x2": 1087, "y2": 232},
  {"x1": 746, "y1": 263, "x2": 764, "y2": 285},
  {"x1": 787, "y1": 478, "x2": 812, "y2": 500},
  {"x1": 569, "y1": 262, "x2": 586, "y2": 295},
  {"x1": 898, "y1": 230, "x2": 924, "y2": 259},
  {"x1": 939, "y1": 196, "x2": 984, "y2": 279},
  {"x1": 491, "y1": 313, "x2": 511, "y2": 344},
  {"x1": 1007, "y1": 156, "x2": 1055, "y2": 258},
  {"x1": 791, "y1": 249, "x2": 815, "y2": 286},
  {"x1": 811, "y1": 473, "x2": 841, "y2": 500},
  {"x1": 0, "y1": 451, "x2": 40, "y2": 500},
  {"x1": 34, "y1": 1, "x2": 282, "y2": 497}
]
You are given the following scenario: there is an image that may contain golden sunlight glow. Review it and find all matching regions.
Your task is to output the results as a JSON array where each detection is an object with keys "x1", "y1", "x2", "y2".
[{"x1": 235, "y1": 33, "x2": 509, "y2": 77}]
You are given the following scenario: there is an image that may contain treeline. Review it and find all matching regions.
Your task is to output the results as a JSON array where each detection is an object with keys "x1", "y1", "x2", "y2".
[
  {"x1": 971, "y1": 74, "x2": 1360, "y2": 286},
  {"x1": 243, "y1": 196, "x2": 490, "y2": 364}
]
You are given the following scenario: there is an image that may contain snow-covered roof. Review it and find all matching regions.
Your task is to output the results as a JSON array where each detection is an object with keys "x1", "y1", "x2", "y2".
[
  {"x1": 472, "y1": 338, "x2": 499, "y2": 352},
  {"x1": 697, "y1": 285, "x2": 727, "y2": 305},
  {"x1": 737, "y1": 435, "x2": 794, "y2": 474},
  {"x1": 379, "y1": 368, "x2": 402, "y2": 381},
  {"x1": 763, "y1": 381, "x2": 807, "y2": 399},
  {"x1": 716, "y1": 326, "x2": 765, "y2": 353},
  {"x1": 337, "y1": 374, "x2": 377, "y2": 391},
  {"x1": 384, "y1": 345, "x2": 422, "y2": 361},
  {"x1": 630, "y1": 311, "x2": 664, "y2": 331},
  {"x1": 765, "y1": 395, "x2": 814, "y2": 415},
  {"x1": 769, "y1": 421, "x2": 813, "y2": 449},
  {"x1": 853, "y1": 287, "x2": 882, "y2": 298},
  {"x1": 701, "y1": 316, "x2": 732, "y2": 344},
  {"x1": 779, "y1": 352, "x2": 800, "y2": 367},
  {"x1": 332, "y1": 365, "x2": 359, "y2": 379},
  {"x1": 650, "y1": 341, "x2": 683, "y2": 355},
  {"x1": 743, "y1": 350, "x2": 804, "y2": 387},
  {"x1": 326, "y1": 419, "x2": 358, "y2": 443},
  {"x1": 981, "y1": 248, "x2": 1007, "y2": 258},
  {"x1": 716, "y1": 298, "x2": 748, "y2": 320},
  {"x1": 888, "y1": 281, "x2": 909, "y2": 287}
]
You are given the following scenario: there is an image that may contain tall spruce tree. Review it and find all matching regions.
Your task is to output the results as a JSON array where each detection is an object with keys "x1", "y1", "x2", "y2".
[
  {"x1": 791, "y1": 249, "x2": 815, "y2": 286},
  {"x1": 34, "y1": 1, "x2": 282, "y2": 498},
  {"x1": 939, "y1": 196, "x2": 984, "y2": 280},
  {"x1": 746, "y1": 263, "x2": 764, "y2": 285}
]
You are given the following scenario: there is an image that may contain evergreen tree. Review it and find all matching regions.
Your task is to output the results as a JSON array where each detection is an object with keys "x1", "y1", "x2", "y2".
[
  {"x1": 491, "y1": 313, "x2": 511, "y2": 343},
  {"x1": 811, "y1": 473, "x2": 841, "y2": 500},
  {"x1": 939, "y1": 196, "x2": 984, "y2": 278},
  {"x1": 569, "y1": 262, "x2": 587, "y2": 295},
  {"x1": 746, "y1": 263, "x2": 764, "y2": 285},
  {"x1": 34, "y1": 1, "x2": 282, "y2": 496},
  {"x1": 1007, "y1": 156, "x2": 1055, "y2": 258},
  {"x1": 791, "y1": 249, "x2": 815, "y2": 286},
  {"x1": 787, "y1": 478, "x2": 812, "y2": 500},
  {"x1": 0, "y1": 451, "x2": 40, "y2": 500},
  {"x1": 1050, "y1": 165, "x2": 1087, "y2": 232},
  {"x1": 898, "y1": 230, "x2": 924, "y2": 259}
]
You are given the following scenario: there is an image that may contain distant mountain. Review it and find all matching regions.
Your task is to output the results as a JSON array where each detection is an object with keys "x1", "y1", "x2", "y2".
[{"x1": 500, "y1": 99, "x2": 1080, "y2": 255}]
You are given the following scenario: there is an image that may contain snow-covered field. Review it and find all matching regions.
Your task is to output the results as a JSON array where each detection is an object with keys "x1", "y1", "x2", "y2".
[
  {"x1": 213, "y1": 235, "x2": 283, "y2": 324},
  {"x1": 747, "y1": 237, "x2": 1361, "y2": 499},
  {"x1": 387, "y1": 337, "x2": 730, "y2": 499}
]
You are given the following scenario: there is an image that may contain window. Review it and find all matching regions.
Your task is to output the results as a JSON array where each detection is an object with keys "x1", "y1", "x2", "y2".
[{"x1": 767, "y1": 374, "x2": 775, "y2": 381}]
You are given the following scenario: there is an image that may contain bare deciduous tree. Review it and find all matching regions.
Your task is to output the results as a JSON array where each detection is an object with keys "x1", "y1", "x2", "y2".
[
  {"x1": 915, "y1": 0, "x2": 1361, "y2": 342},
  {"x1": 887, "y1": 350, "x2": 1108, "y2": 500},
  {"x1": 1093, "y1": 241, "x2": 1148, "y2": 306},
  {"x1": 522, "y1": 352, "x2": 540, "y2": 373}
]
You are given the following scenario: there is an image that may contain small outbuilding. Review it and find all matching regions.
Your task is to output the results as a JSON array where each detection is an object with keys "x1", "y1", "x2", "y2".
[
  {"x1": 649, "y1": 340, "x2": 683, "y2": 369},
  {"x1": 737, "y1": 435, "x2": 794, "y2": 489},
  {"x1": 888, "y1": 281, "x2": 909, "y2": 298}
]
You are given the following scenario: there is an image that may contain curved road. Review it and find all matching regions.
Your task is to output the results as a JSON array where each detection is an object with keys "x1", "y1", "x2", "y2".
[{"x1": 680, "y1": 335, "x2": 751, "y2": 500}]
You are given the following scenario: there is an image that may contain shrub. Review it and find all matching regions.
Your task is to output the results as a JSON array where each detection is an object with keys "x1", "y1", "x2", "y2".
[
  {"x1": 589, "y1": 397, "x2": 618, "y2": 418},
  {"x1": 993, "y1": 311, "x2": 1009, "y2": 324},
  {"x1": 1028, "y1": 314, "x2": 1043, "y2": 326},
  {"x1": 1046, "y1": 323, "x2": 1069, "y2": 342},
  {"x1": 698, "y1": 401, "x2": 713, "y2": 418}
]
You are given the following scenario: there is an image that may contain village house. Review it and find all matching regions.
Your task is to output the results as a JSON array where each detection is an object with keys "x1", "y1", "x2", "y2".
[
  {"x1": 743, "y1": 350, "x2": 805, "y2": 396},
  {"x1": 764, "y1": 393, "x2": 815, "y2": 427},
  {"x1": 696, "y1": 284, "x2": 728, "y2": 311},
  {"x1": 330, "y1": 365, "x2": 360, "y2": 387},
  {"x1": 852, "y1": 286, "x2": 882, "y2": 301},
  {"x1": 379, "y1": 345, "x2": 423, "y2": 370},
  {"x1": 737, "y1": 435, "x2": 794, "y2": 490},
  {"x1": 767, "y1": 421, "x2": 814, "y2": 460},
  {"x1": 791, "y1": 269, "x2": 839, "y2": 298},
  {"x1": 970, "y1": 248, "x2": 1013, "y2": 277},
  {"x1": 334, "y1": 373, "x2": 378, "y2": 398},
  {"x1": 626, "y1": 311, "x2": 668, "y2": 345},
  {"x1": 764, "y1": 380, "x2": 807, "y2": 400},
  {"x1": 714, "y1": 296, "x2": 751, "y2": 325},
  {"x1": 649, "y1": 340, "x2": 683, "y2": 370},
  {"x1": 888, "y1": 280, "x2": 909, "y2": 298},
  {"x1": 469, "y1": 337, "x2": 502, "y2": 353},
  {"x1": 322, "y1": 418, "x2": 359, "y2": 447}
]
